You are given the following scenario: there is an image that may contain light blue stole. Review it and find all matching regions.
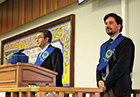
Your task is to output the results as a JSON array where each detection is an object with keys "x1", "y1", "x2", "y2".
[
  {"x1": 96, "y1": 35, "x2": 126, "y2": 72},
  {"x1": 34, "y1": 46, "x2": 56, "y2": 66}
]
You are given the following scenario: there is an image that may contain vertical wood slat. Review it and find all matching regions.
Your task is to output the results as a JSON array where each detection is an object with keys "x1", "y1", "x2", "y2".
[
  {"x1": 33, "y1": 0, "x2": 40, "y2": 20},
  {"x1": 39, "y1": 0, "x2": 43, "y2": 16},
  {"x1": 46, "y1": 0, "x2": 57, "y2": 13},
  {"x1": 90, "y1": 92, "x2": 101, "y2": 97},
  {"x1": 11, "y1": 92, "x2": 18, "y2": 97},
  {"x1": 57, "y1": 0, "x2": 68, "y2": 9},
  {"x1": 27, "y1": 92, "x2": 35, "y2": 97},
  {"x1": 58, "y1": 92, "x2": 64, "y2": 97},
  {"x1": 1, "y1": 2, "x2": 7, "y2": 33},
  {"x1": 19, "y1": 92, "x2": 26, "y2": 97},
  {"x1": 95, "y1": 93, "x2": 100, "y2": 97},
  {"x1": 75, "y1": 92, "x2": 83, "y2": 97},
  {"x1": 19, "y1": 0, "x2": 25, "y2": 26},
  {"x1": 56, "y1": 92, "x2": 59, "y2": 97},
  {"x1": 40, "y1": 0, "x2": 47, "y2": 16},
  {"x1": 25, "y1": 0, "x2": 33, "y2": 23},
  {"x1": 37, "y1": 92, "x2": 45, "y2": 97},
  {"x1": 90, "y1": 93, "x2": 95, "y2": 97},
  {"x1": 13, "y1": 0, "x2": 19, "y2": 28},
  {"x1": 7, "y1": 0, "x2": 13, "y2": 31},
  {"x1": 43, "y1": 0, "x2": 47, "y2": 15},
  {"x1": 72, "y1": 93, "x2": 75, "y2": 97}
]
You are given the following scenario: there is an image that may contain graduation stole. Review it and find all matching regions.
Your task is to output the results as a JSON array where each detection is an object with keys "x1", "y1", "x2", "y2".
[
  {"x1": 96, "y1": 35, "x2": 126, "y2": 72},
  {"x1": 34, "y1": 46, "x2": 56, "y2": 66}
]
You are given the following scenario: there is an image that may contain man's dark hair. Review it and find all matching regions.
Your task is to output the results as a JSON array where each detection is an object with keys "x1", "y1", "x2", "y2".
[
  {"x1": 104, "y1": 13, "x2": 123, "y2": 32},
  {"x1": 37, "y1": 29, "x2": 52, "y2": 43}
]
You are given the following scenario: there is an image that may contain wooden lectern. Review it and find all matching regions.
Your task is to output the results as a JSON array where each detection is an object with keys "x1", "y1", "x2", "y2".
[{"x1": 0, "y1": 62, "x2": 57, "y2": 88}]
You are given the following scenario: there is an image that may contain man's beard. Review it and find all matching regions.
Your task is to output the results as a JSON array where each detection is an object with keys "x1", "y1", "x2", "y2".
[
  {"x1": 106, "y1": 27, "x2": 116, "y2": 36},
  {"x1": 107, "y1": 32, "x2": 114, "y2": 35}
]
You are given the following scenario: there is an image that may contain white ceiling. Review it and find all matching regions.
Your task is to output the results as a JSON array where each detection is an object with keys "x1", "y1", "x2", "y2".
[{"x1": 0, "y1": 0, "x2": 6, "y2": 4}]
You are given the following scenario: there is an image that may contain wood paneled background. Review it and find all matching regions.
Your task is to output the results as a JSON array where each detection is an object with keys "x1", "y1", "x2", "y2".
[{"x1": 0, "y1": 0, "x2": 77, "y2": 34}]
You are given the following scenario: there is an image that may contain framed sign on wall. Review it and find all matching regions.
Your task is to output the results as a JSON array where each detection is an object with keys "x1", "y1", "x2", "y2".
[{"x1": 1, "y1": 14, "x2": 75, "y2": 87}]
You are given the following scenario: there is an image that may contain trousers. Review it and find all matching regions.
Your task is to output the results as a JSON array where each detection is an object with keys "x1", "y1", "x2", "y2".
[{"x1": 101, "y1": 89, "x2": 130, "y2": 97}]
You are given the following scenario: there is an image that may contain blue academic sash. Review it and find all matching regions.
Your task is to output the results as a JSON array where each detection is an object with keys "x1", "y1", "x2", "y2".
[
  {"x1": 96, "y1": 35, "x2": 126, "y2": 72},
  {"x1": 34, "y1": 46, "x2": 56, "y2": 66}
]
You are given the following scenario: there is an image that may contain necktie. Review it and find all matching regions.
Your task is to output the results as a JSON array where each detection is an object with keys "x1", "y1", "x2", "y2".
[
  {"x1": 106, "y1": 38, "x2": 113, "y2": 51},
  {"x1": 102, "y1": 38, "x2": 113, "y2": 80}
]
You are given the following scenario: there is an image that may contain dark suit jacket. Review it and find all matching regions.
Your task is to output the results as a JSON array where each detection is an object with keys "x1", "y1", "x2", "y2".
[
  {"x1": 39, "y1": 44, "x2": 63, "y2": 87},
  {"x1": 97, "y1": 35, "x2": 135, "y2": 96}
]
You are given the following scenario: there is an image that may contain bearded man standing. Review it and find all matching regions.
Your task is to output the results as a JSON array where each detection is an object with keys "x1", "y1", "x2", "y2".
[{"x1": 96, "y1": 13, "x2": 135, "y2": 97}]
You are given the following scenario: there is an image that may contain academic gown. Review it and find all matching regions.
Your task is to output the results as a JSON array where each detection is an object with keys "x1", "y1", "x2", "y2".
[{"x1": 37, "y1": 44, "x2": 63, "y2": 87}]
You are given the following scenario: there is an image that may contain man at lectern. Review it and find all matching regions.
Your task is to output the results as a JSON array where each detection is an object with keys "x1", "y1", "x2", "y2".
[{"x1": 34, "y1": 29, "x2": 63, "y2": 87}]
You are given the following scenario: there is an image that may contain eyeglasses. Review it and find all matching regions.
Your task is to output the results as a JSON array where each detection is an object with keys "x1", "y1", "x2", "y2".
[{"x1": 36, "y1": 36, "x2": 44, "y2": 39}]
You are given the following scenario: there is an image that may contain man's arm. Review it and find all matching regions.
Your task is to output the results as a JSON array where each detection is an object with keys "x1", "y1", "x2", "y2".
[
  {"x1": 51, "y1": 48, "x2": 63, "y2": 86},
  {"x1": 105, "y1": 38, "x2": 134, "y2": 89}
]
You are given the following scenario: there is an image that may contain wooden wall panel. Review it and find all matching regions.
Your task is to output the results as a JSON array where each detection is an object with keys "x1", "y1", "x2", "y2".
[
  {"x1": 47, "y1": 0, "x2": 57, "y2": 13},
  {"x1": 33, "y1": 0, "x2": 40, "y2": 20},
  {"x1": 19, "y1": 0, "x2": 25, "y2": 26},
  {"x1": 13, "y1": 0, "x2": 19, "y2": 28},
  {"x1": 0, "y1": 0, "x2": 77, "y2": 34},
  {"x1": 25, "y1": 0, "x2": 32, "y2": 23},
  {"x1": 7, "y1": 0, "x2": 13, "y2": 31},
  {"x1": 1, "y1": 2, "x2": 7, "y2": 33}
]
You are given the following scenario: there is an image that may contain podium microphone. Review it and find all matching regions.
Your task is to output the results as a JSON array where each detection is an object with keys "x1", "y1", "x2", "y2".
[{"x1": 18, "y1": 49, "x2": 24, "y2": 52}]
